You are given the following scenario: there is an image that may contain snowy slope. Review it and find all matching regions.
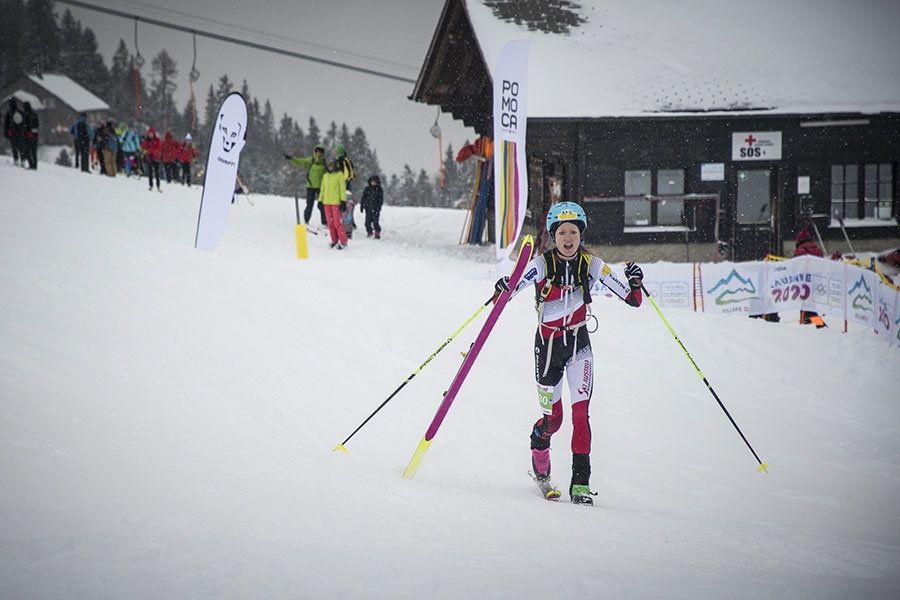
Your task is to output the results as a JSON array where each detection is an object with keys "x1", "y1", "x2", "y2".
[{"x1": 1, "y1": 159, "x2": 898, "y2": 599}]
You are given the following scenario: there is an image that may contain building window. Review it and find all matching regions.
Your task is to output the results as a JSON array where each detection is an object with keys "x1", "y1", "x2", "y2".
[
  {"x1": 832, "y1": 163, "x2": 894, "y2": 221},
  {"x1": 657, "y1": 169, "x2": 684, "y2": 226},
  {"x1": 831, "y1": 164, "x2": 857, "y2": 220},
  {"x1": 624, "y1": 169, "x2": 685, "y2": 226},
  {"x1": 624, "y1": 170, "x2": 651, "y2": 225},
  {"x1": 865, "y1": 163, "x2": 893, "y2": 220}
]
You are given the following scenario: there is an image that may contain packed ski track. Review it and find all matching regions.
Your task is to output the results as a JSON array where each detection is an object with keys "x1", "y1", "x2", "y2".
[{"x1": 1, "y1": 157, "x2": 899, "y2": 599}]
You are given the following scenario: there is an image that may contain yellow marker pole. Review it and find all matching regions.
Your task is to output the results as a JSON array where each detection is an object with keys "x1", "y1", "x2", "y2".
[{"x1": 295, "y1": 224, "x2": 308, "y2": 259}]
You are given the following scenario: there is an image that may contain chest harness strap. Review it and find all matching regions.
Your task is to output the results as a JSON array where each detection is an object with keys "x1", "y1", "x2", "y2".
[{"x1": 535, "y1": 250, "x2": 594, "y2": 377}]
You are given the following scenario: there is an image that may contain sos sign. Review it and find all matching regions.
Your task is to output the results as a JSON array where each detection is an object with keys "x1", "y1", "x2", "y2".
[{"x1": 732, "y1": 131, "x2": 782, "y2": 161}]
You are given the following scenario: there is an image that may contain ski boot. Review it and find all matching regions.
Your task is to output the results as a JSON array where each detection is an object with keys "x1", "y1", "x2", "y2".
[
  {"x1": 570, "y1": 453, "x2": 595, "y2": 506},
  {"x1": 530, "y1": 448, "x2": 560, "y2": 500},
  {"x1": 569, "y1": 485, "x2": 595, "y2": 506}
]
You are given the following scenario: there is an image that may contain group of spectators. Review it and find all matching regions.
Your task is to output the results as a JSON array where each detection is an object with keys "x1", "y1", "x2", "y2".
[
  {"x1": 70, "y1": 115, "x2": 198, "y2": 191},
  {"x1": 5, "y1": 99, "x2": 198, "y2": 185},
  {"x1": 285, "y1": 142, "x2": 385, "y2": 249}
]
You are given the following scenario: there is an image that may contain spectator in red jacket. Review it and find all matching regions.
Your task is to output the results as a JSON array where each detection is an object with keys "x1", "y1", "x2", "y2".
[
  {"x1": 793, "y1": 228, "x2": 826, "y2": 328},
  {"x1": 178, "y1": 133, "x2": 198, "y2": 187},
  {"x1": 141, "y1": 128, "x2": 163, "y2": 192},
  {"x1": 160, "y1": 131, "x2": 181, "y2": 184}
]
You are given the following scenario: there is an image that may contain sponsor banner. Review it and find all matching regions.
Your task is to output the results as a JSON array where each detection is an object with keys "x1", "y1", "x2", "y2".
[
  {"x1": 892, "y1": 288, "x2": 900, "y2": 348},
  {"x1": 634, "y1": 258, "x2": 899, "y2": 347},
  {"x1": 633, "y1": 262, "x2": 695, "y2": 310},
  {"x1": 493, "y1": 39, "x2": 530, "y2": 263},
  {"x1": 701, "y1": 261, "x2": 765, "y2": 317},
  {"x1": 845, "y1": 265, "x2": 879, "y2": 328},
  {"x1": 764, "y1": 256, "x2": 844, "y2": 316},
  {"x1": 874, "y1": 280, "x2": 896, "y2": 340},
  {"x1": 195, "y1": 92, "x2": 247, "y2": 252}
]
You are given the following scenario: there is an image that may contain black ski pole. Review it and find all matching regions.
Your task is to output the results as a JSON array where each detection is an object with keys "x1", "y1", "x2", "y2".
[
  {"x1": 641, "y1": 283, "x2": 769, "y2": 472},
  {"x1": 334, "y1": 296, "x2": 494, "y2": 453}
]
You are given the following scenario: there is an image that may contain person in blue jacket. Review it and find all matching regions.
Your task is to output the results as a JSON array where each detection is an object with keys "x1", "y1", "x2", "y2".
[{"x1": 120, "y1": 123, "x2": 142, "y2": 177}]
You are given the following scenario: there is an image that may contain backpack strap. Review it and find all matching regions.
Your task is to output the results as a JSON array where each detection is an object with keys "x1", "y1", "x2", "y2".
[
  {"x1": 534, "y1": 249, "x2": 594, "y2": 313},
  {"x1": 534, "y1": 249, "x2": 557, "y2": 310},
  {"x1": 579, "y1": 253, "x2": 593, "y2": 306}
]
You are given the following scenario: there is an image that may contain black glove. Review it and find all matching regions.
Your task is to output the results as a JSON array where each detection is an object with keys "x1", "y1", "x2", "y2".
[
  {"x1": 624, "y1": 263, "x2": 643, "y2": 289},
  {"x1": 494, "y1": 276, "x2": 511, "y2": 294},
  {"x1": 284, "y1": 153, "x2": 292, "y2": 160}
]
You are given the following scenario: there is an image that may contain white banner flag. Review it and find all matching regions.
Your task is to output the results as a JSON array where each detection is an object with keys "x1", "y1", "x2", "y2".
[
  {"x1": 195, "y1": 92, "x2": 247, "y2": 252},
  {"x1": 493, "y1": 39, "x2": 530, "y2": 263}
]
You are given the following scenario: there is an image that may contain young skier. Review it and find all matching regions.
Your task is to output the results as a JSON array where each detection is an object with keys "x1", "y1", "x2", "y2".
[
  {"x1": 360, "y1": 175, "x2": 384, "y2": 238},
  {"x1": 494, "y1": 202, "x2": 645, "y2": 504}
]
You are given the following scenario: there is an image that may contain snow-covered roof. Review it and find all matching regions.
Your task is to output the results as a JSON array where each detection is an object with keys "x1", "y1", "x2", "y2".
[
  {"x1": 26, "y1": 73, "x2": 109, "y2": 113},
  {"x1": 466, "y1": 0, "x2": 900, "y2": 118},
  {"x1": 6, "y1": 89, "x2": 42, "y2": 109}
]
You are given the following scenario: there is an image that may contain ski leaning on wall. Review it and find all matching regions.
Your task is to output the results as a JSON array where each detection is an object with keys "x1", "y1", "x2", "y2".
[
  {"x1": 195, "y1": 92, "x2": 248, "y2": 252},
  {"x1": 402, "y1": 235, "x2": 534, "y2": 480}
]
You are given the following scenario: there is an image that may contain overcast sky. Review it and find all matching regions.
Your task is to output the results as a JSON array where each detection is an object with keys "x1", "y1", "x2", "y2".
[{"x1": 61, "y1": 0, "x2": 476, "y2": 178}]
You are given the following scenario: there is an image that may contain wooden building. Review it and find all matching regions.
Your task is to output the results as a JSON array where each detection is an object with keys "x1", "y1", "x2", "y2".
[
  {"x1": 411, "y1": 0, "x2": 900, "y2": 261},
  {"x1": 2, "y1": 72, "x2": 109, "y2": 148}
]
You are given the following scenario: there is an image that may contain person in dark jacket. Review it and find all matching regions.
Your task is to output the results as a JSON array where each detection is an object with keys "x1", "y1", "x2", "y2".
[
  {"x1": 793, "y1": 228, "x2": 827, "y2": 328},
  {"x1": 360, "y1": 175, "x2": 384, "y2": 238},
  {"x1": 4, "y1": 98, "x2": 26, "y2": 167},
  {"x1": 73, "y1": 114, "x2": 91, "y2": 173},
  {"x1": 94, "y1": 121, "x2": 108, "y2": 175},
  {"x1": 101, "y1": 121, "x2": 118, "y2": 177},
  {"x1": 21, "y1": 102, "x2": 39, "y2": 169}
]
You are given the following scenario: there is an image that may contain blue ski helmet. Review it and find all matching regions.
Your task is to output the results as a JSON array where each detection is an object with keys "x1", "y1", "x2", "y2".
[{"x1": 546, "y1": 202, "x2": 587, "y2": 235}]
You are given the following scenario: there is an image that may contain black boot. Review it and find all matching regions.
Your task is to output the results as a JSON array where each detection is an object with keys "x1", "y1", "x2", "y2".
[{"x1": 570, "y1": 453, "x2": 594, "y2": 505}]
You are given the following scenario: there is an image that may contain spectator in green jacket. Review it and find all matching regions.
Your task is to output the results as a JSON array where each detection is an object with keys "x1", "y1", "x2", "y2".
[{"x1": 285, "y1": 143, "x2": 327, "y2": 226}]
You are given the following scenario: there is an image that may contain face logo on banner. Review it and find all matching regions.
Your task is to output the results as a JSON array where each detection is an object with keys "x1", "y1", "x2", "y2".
[{"x1": 218, "y1": 111, "x2": 244, "y2": 153}]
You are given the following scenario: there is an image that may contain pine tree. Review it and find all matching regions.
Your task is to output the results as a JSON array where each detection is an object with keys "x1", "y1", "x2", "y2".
[
  {"x1": 57, "y1": 10, "x2": 82, "y2": 78},
  {"x1": 0, "y1": 0, "x2": 26, "y2": 86},
  {"x1": 441, "y1": 143, "x2": 475, "y2": 209},
  {"x1": 78, "y1": 28, "x2": 111, "y2": 106},
  {"x1": 23, "y1": 0, "x2": 60, "y2": 75},
  {"x1": 416, "y1": 169, "x2": 436, "y2": 207},
  {"x1": 108, "y1": 39, "x2": 140, "y2": 123},
  {"x1": 349, "y1": 126, "x2": 381, "y2": 186},
  {"x1": 397, "y1": 165, "x2": 416, "y2": 206},
  {"x1": 385, "y1": 174, "x2": 400, "y2": 205},
  {"x1": 278, "y1": 114, "x2": 305, "y2": 197},
  {"x1": 307, "y1": 117, "x2": 321, "y2": 149},
  {"x1": 325, "y1": 121, "x2": 339, "y2": 152},
  {"x1": 148, "y1": 50, "x2": 178, "y2": 131}
]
